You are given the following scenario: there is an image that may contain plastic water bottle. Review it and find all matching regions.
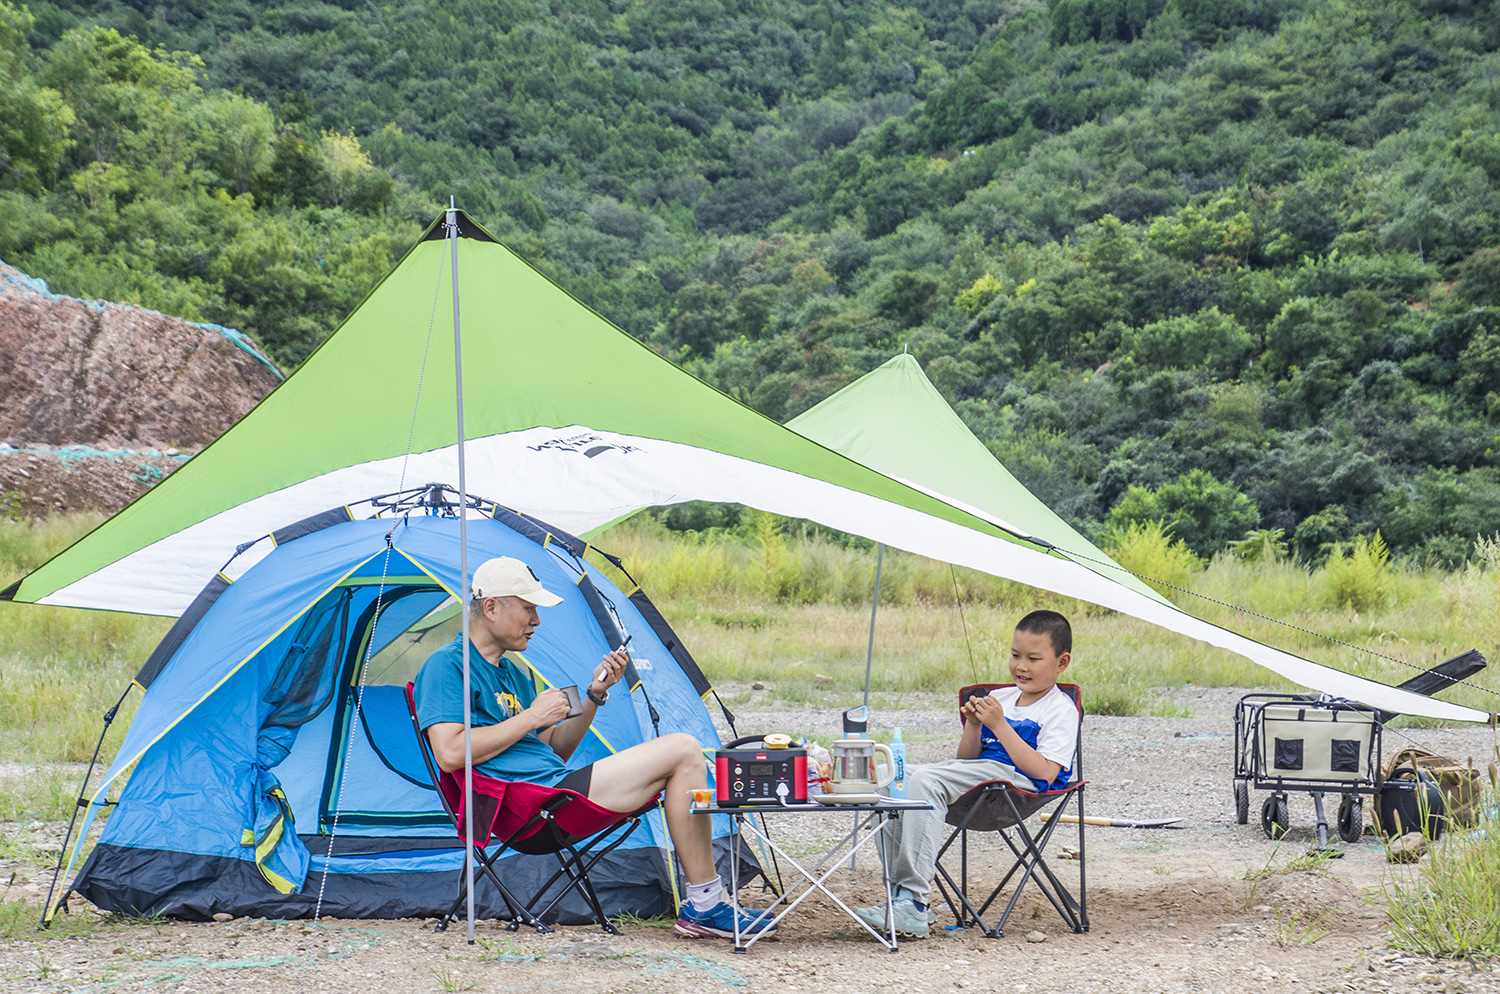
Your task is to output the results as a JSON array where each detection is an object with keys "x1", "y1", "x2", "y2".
[{"x1": 889, "y1": 727, "x2": 907, "y2": 799}]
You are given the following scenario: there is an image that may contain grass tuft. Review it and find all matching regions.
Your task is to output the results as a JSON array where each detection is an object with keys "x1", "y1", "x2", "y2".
[{"x1": 1375, "y1": 788, "x2": 1500, "y2": 959}]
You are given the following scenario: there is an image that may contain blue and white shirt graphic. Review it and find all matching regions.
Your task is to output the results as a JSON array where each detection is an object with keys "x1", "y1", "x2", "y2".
[{"x1": 977, "y1": 684, "x2": 1079, "y2": 790}]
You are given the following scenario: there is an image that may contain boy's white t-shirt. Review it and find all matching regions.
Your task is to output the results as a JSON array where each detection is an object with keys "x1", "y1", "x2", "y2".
[{"x1": 976, "y1": 684, "x2": 1080, "y2": 790}]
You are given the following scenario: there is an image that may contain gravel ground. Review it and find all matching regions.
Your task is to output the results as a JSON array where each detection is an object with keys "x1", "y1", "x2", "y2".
[{"x1": 2, "y1": 686, "x2": 1498, "y2": 993}]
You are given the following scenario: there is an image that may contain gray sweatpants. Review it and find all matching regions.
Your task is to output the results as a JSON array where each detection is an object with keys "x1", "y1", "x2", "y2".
[{"x1": 886, "y1": 758, "x2": 1035, "y2": 900}]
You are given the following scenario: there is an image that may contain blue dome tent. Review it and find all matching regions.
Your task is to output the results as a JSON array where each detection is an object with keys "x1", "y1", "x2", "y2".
[{"x1": 61, "y1": 487, "x2": 754, "y2": 922}]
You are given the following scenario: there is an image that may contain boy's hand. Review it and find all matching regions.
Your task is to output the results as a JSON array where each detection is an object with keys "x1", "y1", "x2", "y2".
[{"x1": 969, "y1": 694, "x2": 1006, "y2": 728}]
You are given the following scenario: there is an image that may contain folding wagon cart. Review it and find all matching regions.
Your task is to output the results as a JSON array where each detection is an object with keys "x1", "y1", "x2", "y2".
[{"x1": 1232, "y1": 693, "x2": 1382, "y2": 846}]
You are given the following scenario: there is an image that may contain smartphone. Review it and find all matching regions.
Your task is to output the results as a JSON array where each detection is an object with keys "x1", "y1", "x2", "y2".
[{"x1": 559, "y1": 684, "x2": 584, "y2": 719}]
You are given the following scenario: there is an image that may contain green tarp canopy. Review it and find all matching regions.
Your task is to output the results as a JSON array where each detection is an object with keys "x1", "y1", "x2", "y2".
[
  {"x1": 788, "y1": 352, "x2": 1168, "y2": 606},
  {"x1": 3, "y1": 211, "x2": 1486, "y2": 724}
]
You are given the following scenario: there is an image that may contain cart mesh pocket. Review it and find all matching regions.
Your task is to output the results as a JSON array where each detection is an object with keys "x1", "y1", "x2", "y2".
[
  {"x1": 1274, "y1": 738, "x2": 1304, "y2": 771},
  {"x1": 1330, "y1": 738, "x2": 1360, "y2": 774}
]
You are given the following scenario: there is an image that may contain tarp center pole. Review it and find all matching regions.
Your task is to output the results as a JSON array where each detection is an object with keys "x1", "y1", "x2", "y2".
[
  {"x1": 448, "y1": 200, "x2": 476, "y2": 944},
  {"x1": 862, "y1": 543, "x2": 884, "y2": 710},
  {"x1": 856, "y1": 541, "x2": 884, "y2": 873}
]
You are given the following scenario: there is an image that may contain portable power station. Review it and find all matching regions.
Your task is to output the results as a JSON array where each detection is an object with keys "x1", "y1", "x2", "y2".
[{"x1": 715, "y1": 735, "x2": 808, "y2": 807}]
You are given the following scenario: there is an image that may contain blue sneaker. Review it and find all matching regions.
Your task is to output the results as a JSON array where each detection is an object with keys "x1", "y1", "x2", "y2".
[{"x1": 673, "y1": 901, "x2": 779, "y2": 939}]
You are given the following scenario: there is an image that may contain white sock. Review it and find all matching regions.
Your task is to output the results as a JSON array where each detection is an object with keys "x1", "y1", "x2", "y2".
[{"x1": 686, "y1": 878, "x2": 725, "y2": 912}]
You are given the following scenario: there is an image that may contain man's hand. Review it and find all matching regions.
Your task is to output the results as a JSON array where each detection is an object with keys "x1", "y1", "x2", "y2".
[
  {"x1": 590, "y1": 648, "x2": 629, "y2": 696},
  {"x1": 523, "y1": 688, "x2": 572, "y2": 729}
]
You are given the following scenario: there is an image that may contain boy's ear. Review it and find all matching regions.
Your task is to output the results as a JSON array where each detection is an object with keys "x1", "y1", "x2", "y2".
[{"x1": 1057, "y1": 652, "x2": 1071, "y2": 671}]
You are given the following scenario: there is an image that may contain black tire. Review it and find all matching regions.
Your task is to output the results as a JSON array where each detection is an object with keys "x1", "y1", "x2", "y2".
[
  {"x1": 1234, "y1": 781, "x2": 1250, "y2": 824},
  {"x1": 1261, "y1": 794, "x2": 1290, "y2": 840},
  {"x1": 1337, "y1": 794, "x2": 1363, "y2": 843}
]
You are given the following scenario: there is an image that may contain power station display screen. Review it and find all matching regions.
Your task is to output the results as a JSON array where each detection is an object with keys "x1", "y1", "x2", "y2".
[{"x1": 747, "y1": 763, "x2": 775, "y2": 777}]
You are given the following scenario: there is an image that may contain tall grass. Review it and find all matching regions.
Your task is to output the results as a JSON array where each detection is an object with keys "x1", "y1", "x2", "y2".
[
  {"x1": 0, "y1": 516, "x2": 164, "y2": 763},
  {"x1": 1, "y1": 511, "x2": 1498, "y2": 770},
  {"x1": 590, "y1": 514, "x2": 1500, "y2": 716},
  {"x1": 1377, "y1": 785, "x2": 1500, "y2": 959}
]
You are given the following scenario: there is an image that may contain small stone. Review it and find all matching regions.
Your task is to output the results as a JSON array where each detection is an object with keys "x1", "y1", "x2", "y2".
[
  {"x1": 1025, "y1": 930, "x2": 1047, "y2": 943},
  {"x1": 212, "y1": 913, "x2": 233, "y2": 922},
  {"x1": 752, "y1": 682, "x2": 765, "y2": 690},
  {"x1": 112, "y1": 947, "x2": 125, "y2": 955},
  {"x1": 1389, "y1": 833, "x2": 1426, "y2": 864},
  {"x1": 813, "y1": 674, "x2": 834, "y2": 688}
]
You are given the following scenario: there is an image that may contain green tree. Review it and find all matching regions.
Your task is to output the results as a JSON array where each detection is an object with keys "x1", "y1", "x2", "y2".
[{"x1": 1105, "y1": 469, "x2": 1260, "y2": 557}]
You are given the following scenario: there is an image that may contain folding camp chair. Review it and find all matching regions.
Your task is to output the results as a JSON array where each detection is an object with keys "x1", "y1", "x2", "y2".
[
  {"x1": 403, "y1": 684, "x2": 659, "y2": 934},
  {"x1": 931, "y1": 683, "x2": 1088, "y2": 938}
]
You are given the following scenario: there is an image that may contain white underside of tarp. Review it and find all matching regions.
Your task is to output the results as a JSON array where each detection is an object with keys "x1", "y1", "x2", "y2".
[{"x1": 43, "y1": 425, "x2": 1489, "y2": 722}]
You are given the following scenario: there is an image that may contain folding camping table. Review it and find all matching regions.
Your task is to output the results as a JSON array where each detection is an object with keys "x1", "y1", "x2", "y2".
[{"x1": 694, "y1": 798, "x2": 933, "y2": 953}]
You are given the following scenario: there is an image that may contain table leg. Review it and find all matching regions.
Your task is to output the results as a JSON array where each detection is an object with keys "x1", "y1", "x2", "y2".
[
  {"x1": 730, "y1": 813, "x2": 744, "y2": 953},
  {"x1": 727, "y1": 813, "x2": 902, "y2": 952},
  {"x1": 880, "y1": 812, "x2": 899, "y2": 953}
]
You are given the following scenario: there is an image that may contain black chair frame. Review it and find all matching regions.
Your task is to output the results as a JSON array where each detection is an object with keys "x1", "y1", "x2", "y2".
[
  {"x1": 931, "y1": 683, "x2": 1088, "y2": 939},
  {"x1": 403, "y1": 687, "x2": 648, "y2": 935}
]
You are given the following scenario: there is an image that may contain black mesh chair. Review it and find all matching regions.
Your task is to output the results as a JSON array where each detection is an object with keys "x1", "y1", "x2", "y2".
[{"x1": 931, "y1": 683, "x2": 1088, "y2": 938}]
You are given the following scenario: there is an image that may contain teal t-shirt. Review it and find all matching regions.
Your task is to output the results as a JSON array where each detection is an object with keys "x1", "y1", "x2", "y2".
[{"x1": 413, "y1": 635, "x2": 570, "y2": 787}]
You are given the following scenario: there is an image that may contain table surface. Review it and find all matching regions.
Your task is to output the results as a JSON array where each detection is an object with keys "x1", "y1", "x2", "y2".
[{"x1": 692, "y1": 798, "x2": 933, "y2": 815}]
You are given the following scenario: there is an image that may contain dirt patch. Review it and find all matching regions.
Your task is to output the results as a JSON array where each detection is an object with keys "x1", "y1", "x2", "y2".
[
  {"x1": 2, "y1": 695, "x2": 1497, "y2": 993},
  {"x1": 0, "y1": 259, "x2": 280, "y2": 518}
]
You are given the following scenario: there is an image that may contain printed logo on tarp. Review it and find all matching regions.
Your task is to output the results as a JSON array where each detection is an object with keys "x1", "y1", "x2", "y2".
[{"x1": 526, "y1": 433, "x2": 643, "y2": 459}]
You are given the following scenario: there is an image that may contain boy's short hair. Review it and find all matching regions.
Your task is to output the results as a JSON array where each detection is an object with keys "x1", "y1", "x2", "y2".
[{"x1": 1015, "y1": 609, "x2": 1072, "y2": 657}]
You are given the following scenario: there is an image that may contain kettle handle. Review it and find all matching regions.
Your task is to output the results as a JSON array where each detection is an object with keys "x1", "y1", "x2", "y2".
[{"x1": 872, "y1": 743, "x2": 895, "y2": 789}]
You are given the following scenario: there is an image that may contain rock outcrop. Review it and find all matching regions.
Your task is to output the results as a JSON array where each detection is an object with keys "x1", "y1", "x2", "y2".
[{"x1": 0, "y1": 260, "x2": 282, "y2": 517}]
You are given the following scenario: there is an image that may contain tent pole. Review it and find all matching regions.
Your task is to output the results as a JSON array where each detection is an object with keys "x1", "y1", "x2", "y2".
[
  {"x1": 862, "y1": 543, "x2": 884, "y2": 709},
  {"x1": 448, "y1": 200, "x2": 476, "y2": 944}
]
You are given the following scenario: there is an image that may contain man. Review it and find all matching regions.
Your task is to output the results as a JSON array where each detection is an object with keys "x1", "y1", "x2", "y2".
[{"x1": 414, "y1": 555, "x2": 773, "y2": 939}]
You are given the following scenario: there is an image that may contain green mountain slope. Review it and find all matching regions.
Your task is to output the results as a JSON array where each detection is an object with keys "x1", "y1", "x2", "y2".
[{"x1": 3, "y1": 0, "x2": 1499, "y2": 563}]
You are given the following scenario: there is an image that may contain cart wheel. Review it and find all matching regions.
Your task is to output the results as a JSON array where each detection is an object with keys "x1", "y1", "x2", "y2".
[
  {"x1": 1337, "y1": 795, "x2": 1363, "y2": 843},
  {"x1": 1233, "y1": 782, "x2": 1250, "y2": 824},
  {"x1": 1260, "y1": 794, "x2": 1289, "y2": 840}
]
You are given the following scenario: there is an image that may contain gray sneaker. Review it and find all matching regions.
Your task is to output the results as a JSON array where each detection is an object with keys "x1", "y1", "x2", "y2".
[{"x1": 853, "y1": 897, "x2": 931, "y2": 938}]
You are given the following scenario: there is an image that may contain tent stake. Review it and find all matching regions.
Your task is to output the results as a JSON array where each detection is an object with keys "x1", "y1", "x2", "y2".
[{"x1": 448, "y1": 200, "x2": 476, "y2": 944}]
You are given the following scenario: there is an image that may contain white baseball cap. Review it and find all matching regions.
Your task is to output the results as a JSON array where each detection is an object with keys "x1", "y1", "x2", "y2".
[{"x1": 470, "y1": 557, "x2": 563, "y2": 607}]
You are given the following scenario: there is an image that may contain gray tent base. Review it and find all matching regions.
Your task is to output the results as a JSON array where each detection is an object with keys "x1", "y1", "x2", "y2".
[{"x1": 69, "y1": 837, "x2": 761, "y2": 924}]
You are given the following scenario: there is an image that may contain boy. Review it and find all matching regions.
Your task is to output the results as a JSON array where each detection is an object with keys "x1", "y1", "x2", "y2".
[{"x1": 855, "y1": 609, "x2": 1078, "y2": 939}]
